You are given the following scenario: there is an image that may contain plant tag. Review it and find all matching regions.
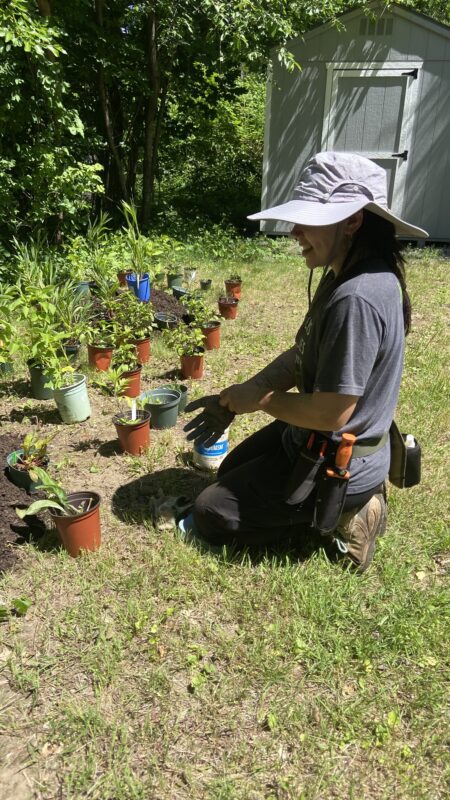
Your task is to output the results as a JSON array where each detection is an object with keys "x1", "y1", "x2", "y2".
[{"x1": 131, "y1": 399, "x2": 137, "y2": 420}]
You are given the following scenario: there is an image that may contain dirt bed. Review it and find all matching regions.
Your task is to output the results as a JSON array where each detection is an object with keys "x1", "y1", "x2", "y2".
[{"x1": 0, "y1": 433, "x2": 47, "y2": 573}]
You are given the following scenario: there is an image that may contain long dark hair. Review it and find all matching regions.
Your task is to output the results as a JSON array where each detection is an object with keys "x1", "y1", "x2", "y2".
[{"x1": 339, "y1": 210, "x2": 411, "y2": 334}]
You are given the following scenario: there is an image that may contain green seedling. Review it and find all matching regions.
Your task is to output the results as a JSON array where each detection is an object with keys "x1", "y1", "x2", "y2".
[
  {"x1": 15, "y1": 430, "x2": 57, "y2": 471},
  {"x1": 16, "y1": 468, "x2": 91, "y2": 518},
  {"x1": 115, "y1": 397, "x2": 148, "y2": 425}
]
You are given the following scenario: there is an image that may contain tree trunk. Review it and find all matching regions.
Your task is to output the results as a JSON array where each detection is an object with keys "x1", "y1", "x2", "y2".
[
  {"x1": 36, "y1": 0, "x2": 51, "y2": 16},
  {"x1": 141, "y1": 12, "x2": 167, "y2": 229},
  {"x1": 95, "y1": 0, "x2": 128, "y2": 204}
]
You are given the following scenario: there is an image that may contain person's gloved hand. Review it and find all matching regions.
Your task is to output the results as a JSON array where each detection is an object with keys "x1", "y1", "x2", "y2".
[{"x1": 183, "y1": 394, "x2": 235, "y2": 447}]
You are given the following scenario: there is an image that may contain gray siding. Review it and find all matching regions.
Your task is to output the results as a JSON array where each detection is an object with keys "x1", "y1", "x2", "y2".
[{"x1": 261, "y1": 4, "x2": 450, "y2": 239}]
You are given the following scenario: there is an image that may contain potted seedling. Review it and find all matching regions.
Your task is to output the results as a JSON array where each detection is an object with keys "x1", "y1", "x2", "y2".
[
  {"x1": 224, "y1": 274, "x2": 242, "y2": 300},
  {"x1": 86, "y1": 318, "x2": 116, "y2": 371},
  {"x1": 43, "y1": 354, "x2": 92, "y2": 424},
  {"x1": 166, "y1": 265, "x2": 184, "y2": 289},
  {"x1": 16, "y1": 468, "x2": 101, "y2": 557},
  {"x1": 184, "y1": 266, "x2": 197, "y2": 283},
  {"x1": 218, "y1": 294, "x2": 239, "y2": 320},
  {"x1": 7, "y1": 430, "x2": 56, "y2": 493},
  {"x1": 160, "y1": 383, "x2": 188, "y2": 413},
  {"x1": 168, "y1": 324, "x2": 205, "y2": 380},
  {"x1": 112, "y1": 341, "x2": 142, "y2": 398},
  {"x1": 140, "y1": 387, "x2": 181, "y2": 429},
  {"x1": 122, "y1": 202, "x2": 162, "y2": 302},
  {"x1": 200, "y1": 278, "x2": 212, "y2": 291},
  {"x1": 113, "y1": 398, "x2": 151, "y2": 454},
  {"x1": 113, "y1": 290, "x2": 154, "y2": 363},
  {"x1": 182, "y1": 295, "x2": 221, "y2": 350},
  {"x1": 154, "y1": 312, "x2": 178, "y2": 331},
  {"x1": 9, "y1": 283, "x2": 68, "y2": 399}
]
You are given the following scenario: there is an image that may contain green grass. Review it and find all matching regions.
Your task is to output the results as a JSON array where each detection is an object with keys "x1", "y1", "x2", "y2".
[{"x1": 0, "y1": 243, "x2": 449, "y2": 799}]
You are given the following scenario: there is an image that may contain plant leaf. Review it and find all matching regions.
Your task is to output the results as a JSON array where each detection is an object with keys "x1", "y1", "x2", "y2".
[
  {"x1": 16, "y1": 500, "x2": 65, "y2": 518},
  {"x1": 12, "y1": 597, "x2": 32, "y2": 616}
]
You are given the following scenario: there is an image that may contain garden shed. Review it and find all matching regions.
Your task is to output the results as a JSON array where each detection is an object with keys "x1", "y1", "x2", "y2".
[{"x1": 259, "y1": 2, "x2": 450, "y2": 241}]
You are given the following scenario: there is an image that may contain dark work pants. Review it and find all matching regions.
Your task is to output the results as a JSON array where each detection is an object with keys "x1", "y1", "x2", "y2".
[{"x1": 193, "y1": 420, "x2": 380, "y2": 547}]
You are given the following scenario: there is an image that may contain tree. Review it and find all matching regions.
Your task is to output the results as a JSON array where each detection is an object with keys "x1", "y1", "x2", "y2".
[{"x1": 0, "y1": 0, "x2": 103, "y2": 241}]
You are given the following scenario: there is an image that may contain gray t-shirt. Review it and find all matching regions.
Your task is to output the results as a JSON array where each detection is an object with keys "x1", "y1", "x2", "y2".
[{"x1": 282, "y1": 259, "x2": 405, "y2": 494}]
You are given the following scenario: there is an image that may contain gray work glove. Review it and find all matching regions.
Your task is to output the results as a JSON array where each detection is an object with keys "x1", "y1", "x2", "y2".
[{"x1": 183, "y1": 394, "x2": 235, "y2": 447}]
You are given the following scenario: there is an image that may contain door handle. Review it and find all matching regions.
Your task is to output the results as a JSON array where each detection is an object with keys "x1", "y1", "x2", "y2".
[{"x1": 391, "y1": 150, "x2": 408, "y2": 161}]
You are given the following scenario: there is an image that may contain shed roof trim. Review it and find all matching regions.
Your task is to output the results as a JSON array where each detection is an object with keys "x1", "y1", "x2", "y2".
[{"x1": 275, "y1": 1, "x2": 450, "y2": 56}]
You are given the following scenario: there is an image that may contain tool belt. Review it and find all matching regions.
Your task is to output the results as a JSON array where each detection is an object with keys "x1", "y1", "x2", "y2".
[
  {"x1": 388, "y1": 421, "x2": 421, "y2": 488},
  {"x1": 285, "y1": 423, "x2": 421, "y2": 535}
]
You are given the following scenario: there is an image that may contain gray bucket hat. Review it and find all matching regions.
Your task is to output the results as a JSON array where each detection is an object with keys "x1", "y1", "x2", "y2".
[{"x1": 248, "y1": 151, "x2": 428, "y2": 239}]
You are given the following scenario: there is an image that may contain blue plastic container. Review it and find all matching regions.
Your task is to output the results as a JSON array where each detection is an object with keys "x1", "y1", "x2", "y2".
[{"x1": 126, "y1": 273, "x2": 151, "y2": 302}]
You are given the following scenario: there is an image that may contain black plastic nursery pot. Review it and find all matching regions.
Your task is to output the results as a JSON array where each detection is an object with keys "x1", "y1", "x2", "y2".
[
  {"x1": 7, "y1": 450, "x2": 49, "y2": 493},
  {"x1": 27, "y1": 361, "x2": 53, "y2": 400},
  {"x1": 155, "y1": 312, "x2": 178, "y2": 331},
  {"x1": 160, "y1": 383, "x2": 188, "y2": 413},
  {"x1": 140, "y1": 388, "x2": 181, "y2": 429}
]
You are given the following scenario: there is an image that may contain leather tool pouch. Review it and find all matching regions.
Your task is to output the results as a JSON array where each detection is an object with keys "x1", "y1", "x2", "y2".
[
  {"x1": 284, "y1": 434, "x2": 328, "y2": 506},
  {"x1": 388, "y1": 421, "x2": 421, "y2": 488}
]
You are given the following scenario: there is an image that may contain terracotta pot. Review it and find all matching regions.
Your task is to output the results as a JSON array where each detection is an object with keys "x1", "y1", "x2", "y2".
[
  {"x1": 87, "y1": 344, "x2": 113, "y2": 371},
  {"x1": 224, "y1": 279, "x2": 242, "y2": 300},
  {"x1": 113, "y1": 410, "x2": 151, "y2": 455},
  {"x1": 202, "y1": 321, "x2": 221, "y2": 350},
  {"x1": 50, "y1": 492, "x2": 101, "y2": 557},
  {"x1": 133, "y1": 337, "x2": 151, "y2": 364},
  {"x1": 218, "y1": 297, "x2": 238, "y2": 320},
  {"x1": 117, "y1": 270, "x2": 132, "y2": 286},
  {"x1": 181, "y1": 352, "x2": 204, "y2": 380},
  {"x1": 120, "y1": 364, "x2": 142, "y2": 398}
]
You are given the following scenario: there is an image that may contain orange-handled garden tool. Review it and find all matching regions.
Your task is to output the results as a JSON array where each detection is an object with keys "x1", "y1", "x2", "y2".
[{"x1": 326, "y1": 432, "x2": 357, "y2": 480}]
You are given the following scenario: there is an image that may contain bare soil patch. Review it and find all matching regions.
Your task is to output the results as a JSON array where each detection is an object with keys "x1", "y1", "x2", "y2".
[{"x1": 0, "y1": 433, "x2": 48, "y2": 574}]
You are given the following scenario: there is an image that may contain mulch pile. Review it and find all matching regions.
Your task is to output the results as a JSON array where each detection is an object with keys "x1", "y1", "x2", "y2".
[
  {"x1": 0, "y1": 433, "x2": 47, "y2": 574},
  {"x1": 150, "y1": 289, "x2": 186, "y2": 318}
]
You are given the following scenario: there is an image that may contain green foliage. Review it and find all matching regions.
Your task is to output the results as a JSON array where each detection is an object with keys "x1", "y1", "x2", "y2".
[
  {"x1": 167, "y1": 323, "x2": 205, "y2": 356},
  {"x1": 0, "y1": 0, "x2": 104, "y2": 241},
  {"x1": 16, "y1": 467, "x2": 75, "y2": 517},
  {"x1": 113, "y1": 287, "x2": 155, "y2": 340},
  {"x1": 19, "y1": 430, "x2": 57, "y2": 471},
  {"x1": 112, "y1": 341, "x2": 139, "y2": 372},
  {"x1": 182, "y1": 294, "x2": 217, "y2": 328}
]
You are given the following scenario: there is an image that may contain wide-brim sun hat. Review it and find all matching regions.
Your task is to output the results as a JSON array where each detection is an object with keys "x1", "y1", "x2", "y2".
[{"x1": 248, "y1": 151, "x2": 428, "y2": 239}]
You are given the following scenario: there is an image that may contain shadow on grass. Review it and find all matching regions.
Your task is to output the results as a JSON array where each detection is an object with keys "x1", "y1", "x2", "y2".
[
  {"x1": 111, "y1": 467, "x2": 328, "y2": 567},
  {"x1": 111, "y1": 467, "x2": 210, "y2": 523},
  {"x1": 8, "y1": 509, "x2": 61, "y2": 554}
]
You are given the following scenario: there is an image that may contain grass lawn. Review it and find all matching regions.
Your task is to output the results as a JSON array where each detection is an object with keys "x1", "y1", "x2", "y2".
[{"x1": 0, "y1": 243, "x2": 449, "y2": 800}]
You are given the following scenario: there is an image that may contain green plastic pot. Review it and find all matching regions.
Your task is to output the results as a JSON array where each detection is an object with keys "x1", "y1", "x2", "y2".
[
  {"x1": 28, "y1": 361, "x2": 53, "y2": 400},
  {"x1": 140, "y1": 388, "x2": 181, "y2": 429},
  {"x1": 160, "y1": 383, "x2": 188, "y2": 413},
  {"x1": 53, "y1": 374, "x2": 91, "y2": 424},
  {"x1": 167, "y1": 272, "x2": 184, "y2": 289},
  {"x1": 7, "y1": 449, "x2": 49, "y2": 493}
]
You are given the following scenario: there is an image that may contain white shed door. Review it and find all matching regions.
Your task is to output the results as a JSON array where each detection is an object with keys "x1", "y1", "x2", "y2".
[{"x1": 322, "y1": 63, "x2": 422, "y2": 214}]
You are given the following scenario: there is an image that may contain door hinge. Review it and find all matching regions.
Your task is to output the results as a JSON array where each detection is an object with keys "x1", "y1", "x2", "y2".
[
  {"x1": 391, "y1": 150, "x2": 408, "y2": 161},
  {"x1": 401, "y1": 68, "x2": 418, "y2": 79}
]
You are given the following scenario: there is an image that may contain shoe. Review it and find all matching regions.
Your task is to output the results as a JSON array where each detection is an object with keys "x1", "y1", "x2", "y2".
[
  {"x1": 149, "y1": 493, "x2": 193, "y2": 531},
  {"x1": 333, "y1": 484, "x2": 387, "y2": 573}
]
